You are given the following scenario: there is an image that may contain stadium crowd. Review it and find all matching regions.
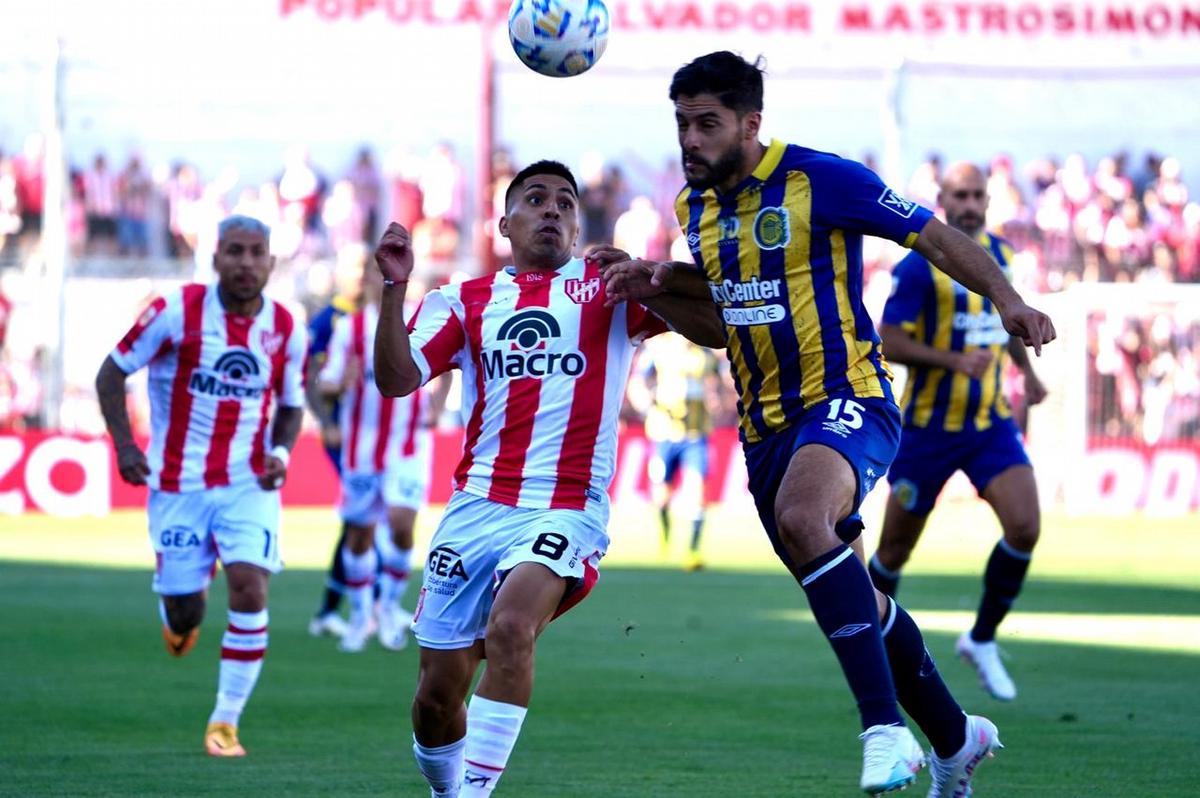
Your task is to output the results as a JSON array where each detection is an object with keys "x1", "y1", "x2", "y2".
[{"x1": 0, "y1": 137, "x2": 1197, "y2": 437}]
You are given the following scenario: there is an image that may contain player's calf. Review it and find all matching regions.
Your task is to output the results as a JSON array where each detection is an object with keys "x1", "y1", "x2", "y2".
[{"x1": 160, "y1": 593, "x2": 205, "y2": 657}]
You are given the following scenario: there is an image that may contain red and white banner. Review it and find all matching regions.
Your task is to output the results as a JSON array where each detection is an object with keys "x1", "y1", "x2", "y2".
[
  {"x1": 1064, "y1": 440, "x2": 1200, "y2": 515},
  {"x1": 0, "y1": 428, "x2": 753, "y2": 517}
]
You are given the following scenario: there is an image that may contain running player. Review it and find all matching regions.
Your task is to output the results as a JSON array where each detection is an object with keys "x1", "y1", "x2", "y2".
[
  {"x1": 318, "y1": 262, "x2": 446, "y2": 652},
  {"x1": 95, "y1": 215, "x2": 306, "y2": 757},
  {"x1": 373, "y1": 161, "x2": 723, "y2": 797},
  {"x1": 627, "y1": 333, "x2": 723, "y2": 570},
  {"x1": 305, "y1": 246, "x2": 362, "y2": 638},
  {"x1": 600, "y1": 52, "x2": 1055, "y2": 795},
  {"x1": 870, "y1": 162, "x2": 1048, "y2": 702}
]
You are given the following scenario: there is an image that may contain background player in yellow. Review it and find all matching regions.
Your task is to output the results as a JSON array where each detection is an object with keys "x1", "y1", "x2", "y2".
[
  {"x1": 628, "y1": 333, "x2": 725, "y2": 570},
  {"x1": 870, "y1": 163, "x2": 1049, "y2": 703},
  {"x1": 598, "y1": 51, "x2": 1055, "y2": 796}
]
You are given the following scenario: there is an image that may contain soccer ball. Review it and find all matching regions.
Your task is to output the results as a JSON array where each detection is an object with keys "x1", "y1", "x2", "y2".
[{"x1": 507, "y1": 0, "x2": 610, "y2": 78}]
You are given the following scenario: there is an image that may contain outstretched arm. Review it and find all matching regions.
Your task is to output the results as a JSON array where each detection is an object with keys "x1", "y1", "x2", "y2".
[
  {"x1": 96, "y1": 356, "x2": 150, "y2": 486},
  {"x1": 878, "y1": 323, "x2": 994, "y2": 378},
  {"x1": 911, "y1": 219, "x2": 1056, "y2": 354},
  {"x1": 373, "y1": 223, "x2": 422, "y2": 397}
]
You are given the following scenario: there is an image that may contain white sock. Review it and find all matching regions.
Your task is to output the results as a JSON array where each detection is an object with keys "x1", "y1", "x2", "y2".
[
  {"x1": 341, "y1": 546, "x2": 378, "y2": 626},
  {"x1": 209, "y1": 608, "x2": 268, "y2": 727},
  {"x1": 461, "y1": 695, "x2": 528, "y2": 796},
  {"x1": 380, "y1": 546, "x2": 412, "y2": 609},
  {"x1": 414, "y1": 734, "x2": 465, "y2": 797}
]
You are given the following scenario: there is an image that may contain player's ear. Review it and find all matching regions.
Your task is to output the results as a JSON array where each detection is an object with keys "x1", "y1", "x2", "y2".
[
  {"x1": 498, "y1": 215, "x2": 510, "y2": 239},
  {"x1": 742, "y1": 111, "x2": 762, "y2": 142}
]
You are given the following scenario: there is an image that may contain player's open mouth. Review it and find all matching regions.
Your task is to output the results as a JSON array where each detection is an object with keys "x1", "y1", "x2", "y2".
[{"x1": 536, "y1": 225, "x2": 561, "y2": 238}]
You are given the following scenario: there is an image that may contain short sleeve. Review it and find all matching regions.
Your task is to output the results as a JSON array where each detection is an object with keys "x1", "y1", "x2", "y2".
[
  {"x1": 407, "y1": 289, "x2": 466, "y2": 385},
  {"x1": 318, "y1": 315, "x2": 352, "y2": 387},
  {"x1": 277, "y1": 318, "x2": 308, "y2": 409},
  {"x1": 110, "y1": 294, "x2": 176, "y2": 374},
  {"x1": 626, "y1": 302, "x2": 670, "y2": 345},
  {"x1": 811, "y1": 157, "x2": 933, "y2": 247},
  {"x1": 882, "y1": 253, "x2": 933, "y2": 333}
]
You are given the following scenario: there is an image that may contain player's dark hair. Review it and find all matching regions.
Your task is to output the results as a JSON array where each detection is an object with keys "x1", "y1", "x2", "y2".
[
  {"x1": 669, "y1": 51, "x2": 765, "y2": 115},
  {"x1": 505, "y1": 160, "x2": 579, "y2": 208}
]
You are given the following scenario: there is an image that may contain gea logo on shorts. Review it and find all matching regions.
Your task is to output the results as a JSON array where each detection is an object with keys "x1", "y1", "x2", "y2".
[
  {"x1": 160, "y1": 526, "x2": 202, "y2": 547},
  {"x1": 189, "y1": 348, "x2": 267, "y2": 399},
  {"x1": 481, "y1": 309, "x2": 586, "y2": 379},
  {"x1": 427, "y1": 545, "x2": 469, "y2": 580}
]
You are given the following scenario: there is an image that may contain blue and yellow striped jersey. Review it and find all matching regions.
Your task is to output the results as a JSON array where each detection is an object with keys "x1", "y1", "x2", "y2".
[
  {"x1": 882, "y1": 232, "x2": 1014, "y2": 433},
  {"x1": 675, "y1": 139, "x2": 933, "y2": 443},
  {"x1": 638, "y1": 335, "x2": 722, "y2": 442}
]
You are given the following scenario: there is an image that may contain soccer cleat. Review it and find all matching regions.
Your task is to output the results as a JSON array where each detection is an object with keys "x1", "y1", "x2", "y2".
[
  {"x1": 378, "y1": 605, "x2": 412, "y2": 652},
  {"x1": 956, "y1": 632, "x2": 1017, "y2": 701},
  {"x1": 683, "y1": 551, "x2": 705, "y2": 572},
  {"x1": 860, "y1": 724, "x2": 926, "y2": 794},
  {"x1": 338, "y1": 618, "x2": 374, "y2": 653},
  {"x1": 204, "y1": 722, "x2": 246, "y2": 757},
  {"x1": 927, "y1": 715, "x2": 1002, "y2": 797},
  {"x1": 307, "y1": 612, "x2": 349, "y2": 639},
  {"x1": 162, "y1": 625, "x2": 199, "y2": 657}
]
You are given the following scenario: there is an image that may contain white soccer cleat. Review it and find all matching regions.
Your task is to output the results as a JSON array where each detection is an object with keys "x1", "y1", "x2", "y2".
[
  {"x1": 378, "y1": 605, "x2": 412, "y2": 651},
  {"x1": 927, "y1": 715, "x2": 1002, "y2": 797},
  {"x1": 956, "y1": 632, "x2": 1017, "y2": 701},
  {"x1": 337, "y1": 619, "x2": 373, "y2": 653},
  {"x1": 307, "y1": 612, "x2": 349, "y2": 639},
  {"x1": 859, "y1": 724, "x2": 926, "y2": 794}
]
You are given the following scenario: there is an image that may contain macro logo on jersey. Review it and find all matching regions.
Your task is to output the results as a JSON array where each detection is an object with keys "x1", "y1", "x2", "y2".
[
  {"x1": 878, "y1": 188, "x2": 918, "y2": 218},
  {"x1": 188, "y1": 348, "x2": 267, "y2": 399},
  {"x1": 482, "y1": 309, "x2": 587, "y2": 379},
  {"x1": 425, "y1": 545, "x2": 469, "y2": 596},
  {"x1": 753, "y1": 206, "x2": 790, "y2": 250},
  {"x1": 564, "y1": 277, "x2": 601, "y2": 305},
  {"x1": 708, "y1": 276, "x2": 786, "y2": 326}
]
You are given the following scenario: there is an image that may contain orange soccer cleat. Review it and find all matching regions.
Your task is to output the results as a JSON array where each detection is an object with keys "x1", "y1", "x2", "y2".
[
  {"x1": 204, "y1": 722, "x2": 246, "y2": 757},
  {"x1": 162, "y1": 625, "x2": 199, "y2": 657}
]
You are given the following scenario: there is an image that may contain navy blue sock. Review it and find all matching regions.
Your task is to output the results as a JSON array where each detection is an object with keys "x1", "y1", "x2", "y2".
[
  {"x1": 800, "y1": 544, "x2": 903, "y2": 730},
  {"x1": 972, "y1": 539, "x2": 1032, "y2": 643},
  {"x1": 868, "y1": 554, "x2": 901, "y2": 598},
  {"x1": 657, "y1": 506, "x2": 671, "y2": 543},
  {"x1": 689, "y1": 517, "x2": 704, "y2": 551},
  {"x1": 318, "y1": 522, "x2": 349, "y2": 616},
  {"x1": 882, "y1": 598, "x2": 967, "y2": 758}
]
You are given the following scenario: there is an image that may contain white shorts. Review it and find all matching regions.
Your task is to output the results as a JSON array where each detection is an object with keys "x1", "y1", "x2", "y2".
[
  {"x1": 339, "y1": 452, "x2": 430, "y2": 524},
  {"x1": 148, "y1": 482, "x2": 283, "y2": 595},
  {"x1": 412, "y1": 490, "x2": 610, "y2": 650}
]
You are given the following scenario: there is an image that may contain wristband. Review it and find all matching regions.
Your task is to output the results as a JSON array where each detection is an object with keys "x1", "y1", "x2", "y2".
[
  {"x1": 382, "y1": 278, "x2": 408, "y2": 287},
  {"x1": 269, "y1": 444, "x2": 290, "y2": 468}
]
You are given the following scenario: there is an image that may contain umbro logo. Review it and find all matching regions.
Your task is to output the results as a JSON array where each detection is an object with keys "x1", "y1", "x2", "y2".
[
  {"x1": 464, "y1": 771, "x2": 492, "y2": 787},
  {"x1": 830, "y1": 623, "x2": 873, "y2": 639}
]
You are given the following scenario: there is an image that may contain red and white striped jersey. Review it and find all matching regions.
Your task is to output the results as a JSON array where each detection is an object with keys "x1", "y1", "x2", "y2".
[
  {"x1": 320, "y1": 302, "x2": 425, "y2": 474},
  {"x1": 110, "y1": 283, "x2": 307, "y2": 493},
  {"x1": 407, "y1": 257, "x2": 668, "y2": 510}
]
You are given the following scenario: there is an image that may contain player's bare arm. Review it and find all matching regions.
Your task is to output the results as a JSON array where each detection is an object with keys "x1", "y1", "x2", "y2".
[
  {"x1": 595, "y1": 256, "x2": 725, "y2": 347},
  {"x1": 879, "y1": 323, "x2": 994, "y2": 379},
  {"x1": 304, "y1": 357, "x2": 341, "y2": 449},
  {"x1": 373, "y1": 222, "x2": 422, "y2": 397},
  {"x1": 912, "y1": 218, "x2": 1057, "y2": 354},
  {"x1": 95, "y1": 355, "x2": 150, "y2": 486},
  {"x1": 1007, "y1": 336, "x2": 1049, "y2": 405},
  {"x1": 258, "y1": 405, "x2": 303, "y2": 491}
]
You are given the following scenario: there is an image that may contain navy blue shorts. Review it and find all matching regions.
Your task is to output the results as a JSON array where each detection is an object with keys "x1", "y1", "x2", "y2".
[
  {"x1": 652, "y1": 438, "x2": 710, "y2": 484},
  {"x1": 887, "y1": 418, "x2": 1030, "y2": 517},
  {"x1": 744, "y1": 396, "x2": 901, "y2": 571}
]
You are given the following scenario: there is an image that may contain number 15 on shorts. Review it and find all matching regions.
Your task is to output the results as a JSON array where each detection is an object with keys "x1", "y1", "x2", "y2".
[{"x1": 826, "y1": 398, "x2": 865, "y2": 429}]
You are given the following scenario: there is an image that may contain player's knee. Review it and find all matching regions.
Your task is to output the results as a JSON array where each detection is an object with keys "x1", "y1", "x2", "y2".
[
  {"x1": 774, "y1": 504, "x2": 836, "y2": 551},
  {"x1": 162, "y1": 593, "x2": 205, "y2": 633},
  {"x1": 484, "y1": 612, "x2": 538, "y2": 666},
  {"x1": 412, "y1": 683, "x2": 461, "y2": 728},
  {"x1": 1003, "y1": 515, "x2": 1040, "y2": 552},
  {"x1": 344, "y1": 524, "x2": 374, "y2": 554}
]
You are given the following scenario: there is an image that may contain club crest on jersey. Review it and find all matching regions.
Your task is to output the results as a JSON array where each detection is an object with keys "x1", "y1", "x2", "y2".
[
  {"x1": 753, "y1": 206, "x2": 790, "y2": 250},
  {"x1": 564, "y1": 277, "x2": 601, "y2": 305},
  {"x1": 878, "y1": 188, "x2": 918, "y2": 218},
  {"x1": 483, "y1": 309, "x2": 586, "y2": 379},
  {"x1": 259, "y1": 329, "x2": 284, "y2": 357},
  {"x1": 188, "y1": 347, "x2": 267, "y2": 399}
]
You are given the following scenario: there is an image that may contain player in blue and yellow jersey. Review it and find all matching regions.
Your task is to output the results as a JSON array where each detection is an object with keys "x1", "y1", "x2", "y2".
[
  {"x1": 869, "y1": 163, "x2": 1047, "y2": 704},
  {"x1": 597, "y1": 51, "x2": 1055, "y2": 796},
  {"x1": 305, "y1": 246, "x2": 364, "y2": 638},
  {"x1": 628, "y1": 333, "x2": 725, "y2": 571}
]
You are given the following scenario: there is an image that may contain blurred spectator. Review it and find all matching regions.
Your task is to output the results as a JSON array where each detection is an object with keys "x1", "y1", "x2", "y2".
[
  {"x1": 347, "y1": 146, "x2": 383, "y2": 244},
  {"x1": 164, "y1": 162, "x2": 203, "y2": 258},
  {"x1": 613, "y1": 196, "x2": 666, "y2": 261},
  {"x1": 0, "y1": 156, "x2": 21, "y2": 256},
  {"x1": 13, "y1": 134, "x2": 44, "y2": 246},
  {"x1": 906, "y1": 153, "x2": 941, "y2": 210},
  {"x1": 83, "y1": 153, "x2": 119, "y2": 255},
  {"x1": 117, "y1": 156, "x2": 152, "y2": 256},
  {"x1": 278, "y1": 145, "x2": 324, "y2": 232},
  {"x1": 419, "y1": 142, "x2": 466, "y2": 231},
  {"x1": 321, "y1": 179, "x2": 364, "y2": 257},
  {"x1": 386, "y1": 149, "x2": 424, "y2": 232},
  {"x1": 486, "y1": 148, "x2": 517, "y2": 269},
  {"x1": 579, "y1": 151, "x2": 617, "y2": 246}
]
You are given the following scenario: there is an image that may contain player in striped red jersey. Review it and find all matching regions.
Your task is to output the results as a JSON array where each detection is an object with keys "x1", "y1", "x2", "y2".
[
  {"x1": 317, "y1": 263, "x2": 448, "y2": 653},
  {"x1": 374, "y1": 161, "x2": 724, "y2": 797},
  {"x1": 95, "y1": 216, "x2": 306, "y2": 758}
]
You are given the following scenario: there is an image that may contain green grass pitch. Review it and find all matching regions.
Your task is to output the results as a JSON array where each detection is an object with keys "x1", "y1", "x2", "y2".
[{"x1": 2, "y1": 500, "x2": 1197, "y2": 796}]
